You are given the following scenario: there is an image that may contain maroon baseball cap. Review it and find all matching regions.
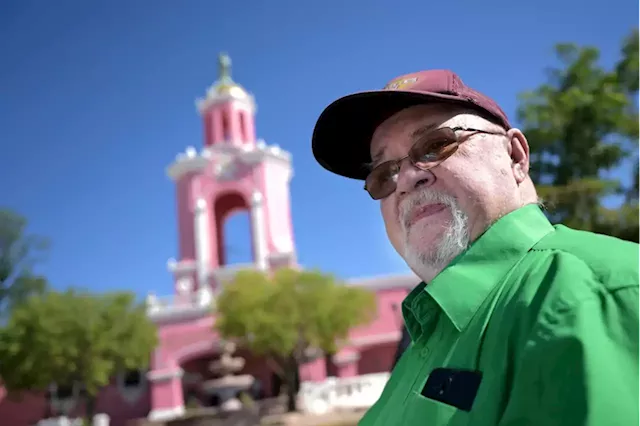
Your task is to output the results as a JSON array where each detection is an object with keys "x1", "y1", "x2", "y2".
[{"x1": 311, "y1": 69, "x2": 511, "y2": 180}]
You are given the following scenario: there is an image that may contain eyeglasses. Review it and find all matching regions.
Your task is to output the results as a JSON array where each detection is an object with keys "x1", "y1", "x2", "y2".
[{"x1": 364, "y1": 126, "x2": 504, "y2": 200}]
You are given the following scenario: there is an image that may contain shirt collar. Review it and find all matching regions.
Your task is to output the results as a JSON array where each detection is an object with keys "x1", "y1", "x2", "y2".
[{"x1": 402, "y1": 204, "x2": 554, "y2": 341}]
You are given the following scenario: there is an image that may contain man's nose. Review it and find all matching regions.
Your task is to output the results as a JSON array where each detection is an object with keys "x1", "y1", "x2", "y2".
[{"x1": 396, "y1": 158, "x2": 435, "y2": 196}]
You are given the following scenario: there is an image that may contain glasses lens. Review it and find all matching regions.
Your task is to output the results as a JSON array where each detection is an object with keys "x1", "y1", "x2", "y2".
[
  {"x1": 365, "y1": 161, "x2": 399, "y2": 200},
  {"x1": 409, "y1": 127, "x2": 458, "y2": 169}
]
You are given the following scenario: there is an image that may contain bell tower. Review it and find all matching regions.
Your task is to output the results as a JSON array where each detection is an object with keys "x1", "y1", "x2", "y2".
[{"x1": 165, "y1": 53, "x2": 296, "y2": 296}]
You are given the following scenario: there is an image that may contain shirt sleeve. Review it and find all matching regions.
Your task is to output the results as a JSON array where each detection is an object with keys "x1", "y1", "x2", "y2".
[{"x1": 498, "y1": 252, "x2": 639, "y2": 426}]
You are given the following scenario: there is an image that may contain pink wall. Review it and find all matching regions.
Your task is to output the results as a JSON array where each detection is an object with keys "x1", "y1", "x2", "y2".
[
  {"x1": 350, "y1": 287, "x2": 408, "y2": 342},
  {"x1": 358, "y1": 342, "x2": 398, "y2": 375},
  {"x1": 0, "y1": 380, "x2": 150, "y2": 426},
  {"x1": 154, "y1": 316, "x2": 218, "y2": 370},
  {"x1": 0, "y1": 389, "x2": 49, "y2": 426},
  {"x1": 176, "y1": 172, "x2": 197, "y2": 262},
  {"x1": 259, "y1": 160, "x2": 295, "y2": 256}
]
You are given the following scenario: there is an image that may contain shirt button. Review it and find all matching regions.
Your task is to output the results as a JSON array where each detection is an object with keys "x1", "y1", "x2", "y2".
[{"x1": 420, "y1": 347, "x2": 430, "y2": 357}]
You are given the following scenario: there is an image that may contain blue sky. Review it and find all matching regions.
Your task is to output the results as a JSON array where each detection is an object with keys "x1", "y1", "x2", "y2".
[{"x1": 1, "y1": 0, "x2": 637, "y2": 297}]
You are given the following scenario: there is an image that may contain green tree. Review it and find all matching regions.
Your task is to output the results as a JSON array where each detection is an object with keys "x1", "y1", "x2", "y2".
[
  {"x1": 0, "y1": 209, "x2": 49, "y2": 319},
  {"x1": 517, "y1": 29, "x2": 639, "y2": 241},
  {"x1": 214, "y1": 268, "x2": 377, "y2": 412},
  {"x1": 0, "y1": 289, "x2": 158, "y2": 421}
]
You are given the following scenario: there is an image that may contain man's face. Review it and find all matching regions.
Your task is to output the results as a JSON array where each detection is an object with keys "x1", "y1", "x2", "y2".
[{"x1": 369, "y1": 104, "x2": 527, "y2": 282}]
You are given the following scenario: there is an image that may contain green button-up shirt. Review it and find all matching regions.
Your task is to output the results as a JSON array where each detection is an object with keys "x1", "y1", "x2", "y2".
[{"x1": 360, "y1": 204, "x2": 639, "y2": 426}]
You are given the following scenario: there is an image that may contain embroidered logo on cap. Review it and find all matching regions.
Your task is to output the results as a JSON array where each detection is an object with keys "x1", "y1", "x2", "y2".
[{"x1": 384, "y1": 77, "x2": 418, "y2": 90}]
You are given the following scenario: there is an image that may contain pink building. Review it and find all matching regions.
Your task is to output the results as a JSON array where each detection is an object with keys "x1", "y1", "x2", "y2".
[{"x1": 0, "y1": 54, "x2": 417, "y2": 426}]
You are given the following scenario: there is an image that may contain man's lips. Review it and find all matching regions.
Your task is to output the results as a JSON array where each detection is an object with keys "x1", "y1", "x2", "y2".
[{"x1": 404, "y1": 203, "x2": 447, "y2": 228}]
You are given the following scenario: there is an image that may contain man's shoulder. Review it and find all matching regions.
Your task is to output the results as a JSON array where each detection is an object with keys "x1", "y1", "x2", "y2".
[
  {"x1": 528, "y1": 224, "x2": 639, "y2": 292},
  {"x1": 501, "y1": 227, "x2": 638, "y2": 343}
]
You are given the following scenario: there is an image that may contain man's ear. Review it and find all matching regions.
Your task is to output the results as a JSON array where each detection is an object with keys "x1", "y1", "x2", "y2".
[{"x1": 506, "y1": 128, "x2": 530, "y2": 184}]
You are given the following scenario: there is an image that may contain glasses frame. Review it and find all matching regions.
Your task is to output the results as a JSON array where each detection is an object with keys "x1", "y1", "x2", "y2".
[{"x1": 364, "y1": 126, "x2": 504, "y2": 200}]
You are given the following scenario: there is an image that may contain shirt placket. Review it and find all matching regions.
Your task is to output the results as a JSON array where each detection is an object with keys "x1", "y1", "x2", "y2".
[{"x1": 405, "y1": 294, "x2": 442, "y2": 401}]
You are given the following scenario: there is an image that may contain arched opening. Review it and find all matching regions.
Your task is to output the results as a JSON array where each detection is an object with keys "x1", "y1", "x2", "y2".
[
  {"x1": 181, "y1": 357, "x2": 210, "y2": 408},
  {"x1": 214, "y1": 192, "x2": 252, "y2": 267},
  {"x1": 123, "y1": 370, "x2": 142, "y2": 388},
  {"x1": 178, "y1": 344, "x2": 271, "y2": 409},
  {"x1": 177, "y1": 340, "x2": 221, "y2": 409},
  {"x1": 117, "y1": 369, "x2": 147, "y2": 405},
  {"x1": 221, "y1": 112, "x2": 232, "y2": 141},
  {"x1": 239, "y1": 112, "x2": 247, "y2": 142}
]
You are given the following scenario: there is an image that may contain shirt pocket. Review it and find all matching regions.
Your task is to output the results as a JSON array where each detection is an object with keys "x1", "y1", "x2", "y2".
[{"x1": 405, "y1": 391, "x2": 469, "y2": 425}]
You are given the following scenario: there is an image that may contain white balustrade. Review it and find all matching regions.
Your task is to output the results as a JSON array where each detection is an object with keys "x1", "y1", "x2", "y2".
[
  {"x1": 93, "y1": 414, "x2": 110, "y2": 426},
  {"x1": 298, "y1": 372, "x2": 390, "y2": 415},
  {"x1": 146, "y1": 260, "x2": 268, "y2": 322},
  {"x1": 146, "y1": 286, "x2": 213, "y2": 321},
  {"x1": 37, "y1": 414, "x2": 109, "y2": 426},
  {"x1": 211, "y1": 262, "x2": 258, "y2": 284}
]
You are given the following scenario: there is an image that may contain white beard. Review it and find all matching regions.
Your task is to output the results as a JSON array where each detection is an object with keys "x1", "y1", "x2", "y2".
[{"x1": 400, "y1": 189, "x2": 470, "y2": 283}]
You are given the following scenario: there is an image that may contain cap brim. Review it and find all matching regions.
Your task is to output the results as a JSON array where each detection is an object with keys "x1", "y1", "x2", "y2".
[{"x1": 312, "y1": 90, "x2": 467, "y2": 180}]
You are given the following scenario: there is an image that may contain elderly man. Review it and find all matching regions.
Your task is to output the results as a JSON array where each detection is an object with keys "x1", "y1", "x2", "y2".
[{"x1": 311, "y1": 70, "x2": 639, "y2": 426}]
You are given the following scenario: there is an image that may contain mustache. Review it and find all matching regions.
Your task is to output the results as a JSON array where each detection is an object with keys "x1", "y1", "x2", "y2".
[{"x1": 399, "y1": 189, "x2": 456, "y2": 228}]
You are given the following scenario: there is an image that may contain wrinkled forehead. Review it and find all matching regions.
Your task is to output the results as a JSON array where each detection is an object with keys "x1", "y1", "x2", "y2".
[{"x1": 370, "y1": 104, "x2": 464, "y2": 162}]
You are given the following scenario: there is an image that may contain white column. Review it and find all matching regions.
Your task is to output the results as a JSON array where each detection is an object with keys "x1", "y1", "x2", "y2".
[
  {"x1": 194, "y1": 198, "x2": 211, "y2": 287},
  {"x1": 250, "y1": 191, "x2": 268, "y2": 270}
]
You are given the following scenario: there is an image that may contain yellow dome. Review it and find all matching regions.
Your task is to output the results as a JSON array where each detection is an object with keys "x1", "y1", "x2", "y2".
[{"x1": 214, "y1": 82, "x2": 248, "y2": 98}]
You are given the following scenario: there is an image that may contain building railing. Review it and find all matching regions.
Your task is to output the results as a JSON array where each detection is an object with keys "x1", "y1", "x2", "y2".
[
  {"x1": 146, "y1": 286, "x2": 213, "y2": 322},
  {"x1": 146, "y1": 262, "x2": 266, "y2": 322},
  {"x1": 298, "y1": 372, "x2": 390, "y2": 415},
  {"x1": 37, "y1": 414, "x2": 109, "y2": 426}
]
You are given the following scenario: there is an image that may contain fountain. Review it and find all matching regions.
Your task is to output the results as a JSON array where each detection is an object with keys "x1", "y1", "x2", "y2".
[{"x1": 200, "y1": 341, "x2": 255, "y2": 412}]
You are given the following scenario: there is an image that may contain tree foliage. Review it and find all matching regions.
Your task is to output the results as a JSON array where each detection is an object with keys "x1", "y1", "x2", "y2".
[
  {"x1": 214, "y1": 268, "x2": 377, "y2": 411},
  {"x1": 0, "y1": 289, "x2": 158, "y2": 420},
  {"x1": 0, "y1": 209, "x2": 49, "y2": 318},
  {"x1": 517, "y1": 29, "x2": 639, "y2": 241}
]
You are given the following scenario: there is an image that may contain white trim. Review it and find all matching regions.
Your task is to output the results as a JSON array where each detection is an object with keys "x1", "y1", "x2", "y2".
[
  {"x1": 267, "y1": 251, "x2": 294, "y2": 263},
  {"x1": 332, "y1": 352, "x2": 361, "y2": 365},
  {"x1": 148, "y1": 405, "x2": 186, "y2": 422},
  {"x1": 194, "y1": 198, "x2": 211, "y2": 288},
  {"x1": 147, "y1": 368, "x2": 184, "y2": 382},
  {"x1": 147, "y1": 303, "x2": 212, "y2": 324},
  {"x1": 166, "y1": 141, "x2": 291, "y2": 181},
  {"x1": 166, "y1": 147, "x2": 210, "y2": 180},
  {"x1": 211, "y1": 262, "x2": 261, "y2": 284},
  {"x1": 250, "y1": 191, "x2": 268, "y2": 270},
  {"x1": 349, "y1": 331, "x2": 401, "y2": 347},
  {"x1": 173, "y1": 339, "x2": 222, "y2": 364},
  {"x1": 196, "y1": 90, "x2": 256, "y2": 115},
  {"x1": 346, "y1": 273, "x2": 419, "y2": 291},
  {"x1": 176, "y1": 276, "x2": 194, "y2": 294},
  {"x1": 167, "y1": 258, "x2": 197, "y2": 274}
]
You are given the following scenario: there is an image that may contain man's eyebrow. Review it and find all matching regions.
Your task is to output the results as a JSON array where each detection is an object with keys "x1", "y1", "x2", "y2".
[
  {"x1": 409, "y1": 123, "x2": 439, "y2": 140},
  {"x1": 370, "y1": 148, "x2": 385, "y2": 164},
  {"x1": 370, "y1": 122, "x2": 439, "y2": 165}
]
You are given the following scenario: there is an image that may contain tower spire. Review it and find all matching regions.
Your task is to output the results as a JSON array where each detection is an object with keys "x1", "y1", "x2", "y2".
[{"x1": 218, "y1": 53, "x2": 232, "y2": 82}]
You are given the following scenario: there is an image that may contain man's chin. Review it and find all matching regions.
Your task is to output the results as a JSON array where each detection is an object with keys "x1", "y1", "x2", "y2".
[
  {"x1": 403, "y1": 234, "x2": 467, "y2": 281},
  {"x1": 403, "y1": 248, "x2": 445, "y2": 283},
  {"x1": 404, "y1": 225, "x2": 447, "y2": 252}
]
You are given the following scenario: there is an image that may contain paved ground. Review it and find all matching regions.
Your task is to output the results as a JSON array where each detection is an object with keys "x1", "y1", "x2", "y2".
[
  {"x1": 129, "y1": 404, "x2": 365, "y2": 426},
  {"x1": 261, "y1": 410, "x2": 365, "y2": 426}
]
